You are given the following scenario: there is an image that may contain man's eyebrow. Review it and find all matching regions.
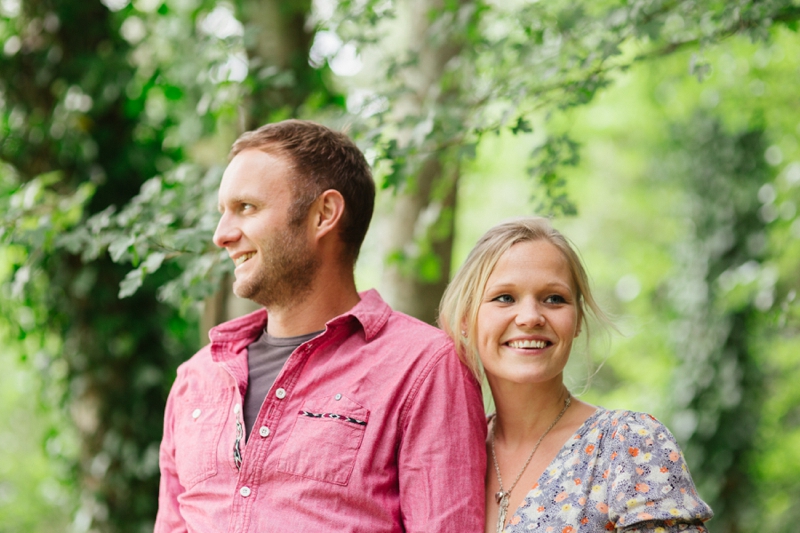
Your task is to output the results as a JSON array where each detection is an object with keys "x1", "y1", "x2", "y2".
[{"x1": 218, "y1": 195, "x2": 250, "y2": 212}]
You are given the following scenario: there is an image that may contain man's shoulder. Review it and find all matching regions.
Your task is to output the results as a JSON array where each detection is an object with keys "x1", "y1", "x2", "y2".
[
  {"x1": 382, "y1": 308, "x2": 452, "y2": 344},
  {"x1": 353, "y1": 289, "x2": 452, "y2": 349},
  {"x1": 175, "y1": 343, "x2": 216, "y2": 376},
  {"x1": 363, "y1": 309, "x2": 463, "y2": 375},
  {"x1": 170, "y1": 341, "x2": 245, "y2": 401}
]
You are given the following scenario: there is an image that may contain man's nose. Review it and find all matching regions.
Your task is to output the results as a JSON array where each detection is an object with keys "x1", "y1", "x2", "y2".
[{"x1": 212, "y1": 212, "x2": 241, "y2": 248}]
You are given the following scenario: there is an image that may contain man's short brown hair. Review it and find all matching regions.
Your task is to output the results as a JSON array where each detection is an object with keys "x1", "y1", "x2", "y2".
[{"x1": 230, "y1": 119, "x2": 375, "y2": 265}]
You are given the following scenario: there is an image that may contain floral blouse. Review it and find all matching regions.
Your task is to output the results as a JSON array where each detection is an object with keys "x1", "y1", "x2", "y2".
[{"x1": 503, "y1": 408, "x2": 713, "y2": 532}]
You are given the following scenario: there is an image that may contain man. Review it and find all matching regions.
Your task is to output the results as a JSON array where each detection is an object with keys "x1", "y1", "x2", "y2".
[{"x1": 155, "y1": 120, "x2": 486, "y2": 532}]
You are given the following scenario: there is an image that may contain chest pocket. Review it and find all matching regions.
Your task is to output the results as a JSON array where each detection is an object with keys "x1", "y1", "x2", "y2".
[
  {"x1": 277, "y1": 394, "x2": 369, "y2": 486},
  {"x1": 173, "y1": 394, "x2": 230, "y2": 488}
]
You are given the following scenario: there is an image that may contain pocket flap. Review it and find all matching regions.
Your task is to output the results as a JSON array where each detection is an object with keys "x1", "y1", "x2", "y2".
[{"x1": 277, "y1": 394, "x2": 370, "y2": 485}]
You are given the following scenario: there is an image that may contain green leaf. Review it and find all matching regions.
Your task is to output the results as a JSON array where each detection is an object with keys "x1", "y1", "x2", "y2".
[
  {"x1": 141, "y1": 252, "x2": 165, "y2": 274},
  {"x1": 118, "y1": 268, "x2": 145, "y2": 299},
  {"x1": 511, "y1": 117, "x2": 533, "y2": 134},
  {"x1": 109, "y1": 236, "x2": 135, "y2": 263}
]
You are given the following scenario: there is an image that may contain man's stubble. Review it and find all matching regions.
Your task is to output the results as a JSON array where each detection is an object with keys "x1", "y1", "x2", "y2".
[{"x1": 233, "y1": 221, "x2": 320, "y2": 310}]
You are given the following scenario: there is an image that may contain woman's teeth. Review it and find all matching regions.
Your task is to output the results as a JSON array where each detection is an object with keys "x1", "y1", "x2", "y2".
[{"x1": 507, "y1": 339, "x2": 547, "y2": 349}]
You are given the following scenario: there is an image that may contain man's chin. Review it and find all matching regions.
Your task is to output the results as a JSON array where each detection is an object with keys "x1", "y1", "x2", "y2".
[
  {"x1": 232, "y1": 280, "x2": 255, "y2": 300},
  {"x1": 232, "y1": 281, "x2": 273, "y2": 307}
]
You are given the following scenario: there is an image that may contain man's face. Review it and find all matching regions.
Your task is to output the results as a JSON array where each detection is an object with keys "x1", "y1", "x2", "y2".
[{"x1": 213, "y1": 149, "x2": 319, "y2": 308}]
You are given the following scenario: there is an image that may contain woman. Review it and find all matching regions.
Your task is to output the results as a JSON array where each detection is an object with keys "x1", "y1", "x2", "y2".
[{"x1": 439, "y1": 217, "x2": 712, "y2": 533}]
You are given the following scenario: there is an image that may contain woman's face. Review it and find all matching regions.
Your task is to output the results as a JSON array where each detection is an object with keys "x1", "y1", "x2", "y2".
[{"x1": 476, "y1": 239, "x2": 581, "y2": 388}]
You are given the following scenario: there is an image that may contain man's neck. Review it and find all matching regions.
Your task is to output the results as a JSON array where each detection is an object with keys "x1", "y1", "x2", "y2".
[{"x1": 264, "y1": 277, "x2": 361, "y2": 338}]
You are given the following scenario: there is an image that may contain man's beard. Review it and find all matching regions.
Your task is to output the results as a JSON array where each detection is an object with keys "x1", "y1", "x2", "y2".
[{"x1": 233, "y1": 223, "x2": 320, "y2": 309}]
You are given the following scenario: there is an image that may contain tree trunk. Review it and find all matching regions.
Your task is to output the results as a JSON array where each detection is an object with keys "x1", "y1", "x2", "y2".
[
  {"x1": 379, "y1": 0, "x2": 475, "y2": 323},
  {"x1": 235, "y1": 0, "x2": 315, "y2": 130},
  {"x1": 382, "y1": 157, "x2": 460, "y2": 324}
]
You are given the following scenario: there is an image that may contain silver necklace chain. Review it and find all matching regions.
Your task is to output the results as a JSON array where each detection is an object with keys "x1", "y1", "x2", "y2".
[{"x1": 491, "y1": 393, "x2": 571, "y2": 533}]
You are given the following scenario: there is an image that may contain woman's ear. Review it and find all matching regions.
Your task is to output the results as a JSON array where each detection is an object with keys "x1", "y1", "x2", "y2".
[{"x1": 310, "y1": 189, "x2": 345, "y2": 240}]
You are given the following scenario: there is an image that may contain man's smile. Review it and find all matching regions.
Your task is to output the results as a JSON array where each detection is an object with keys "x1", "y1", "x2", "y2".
[{"x1": 233, "y1": 252, "x2": 256, "y2": 267}]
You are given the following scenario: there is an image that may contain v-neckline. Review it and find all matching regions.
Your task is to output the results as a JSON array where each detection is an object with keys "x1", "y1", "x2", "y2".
[{"x1": 495, "y1": 407, "x2": 606, "y2": 531}]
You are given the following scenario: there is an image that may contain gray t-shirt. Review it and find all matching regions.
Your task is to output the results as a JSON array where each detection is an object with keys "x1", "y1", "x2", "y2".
[{"x1": 244, "y1": 329, "x2": 322, "y2": 439}]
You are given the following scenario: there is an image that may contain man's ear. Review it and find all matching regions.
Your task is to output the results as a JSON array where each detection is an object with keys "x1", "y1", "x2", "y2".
[{"x1": 310, "y1": 189, "x2": 345, "y2": 240}]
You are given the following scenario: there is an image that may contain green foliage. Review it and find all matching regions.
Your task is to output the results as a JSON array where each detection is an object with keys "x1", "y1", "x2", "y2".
[
  {"x1": 0, "y1": 169, "x2": 95, "y2": 276},
  {"x1": 25, "y1": 0, "x2": 795, "y2": 303},
  {"x1": 527, "y1": 134, "x2": 580, "y2": 216},
  {"x1": 0, "y1": 335, "x2": 77, "y2": 533},
  {"x1": 321, "y1": 0, "x2": 800, "y2": 288},
  {"x1": 58, "y1": 163, "x2": 229, "y2": 311},
  {"x1": 657, "y1": 116, "x2": 772, "y2": 530}
]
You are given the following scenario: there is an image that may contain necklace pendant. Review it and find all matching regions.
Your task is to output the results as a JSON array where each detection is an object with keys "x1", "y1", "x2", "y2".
[
  {"x1": 495, "y1": 490, "x2": 505, "y2": 504},
  {"x1": 496, "y1": 492, "x2": 510, "y2": 533}
]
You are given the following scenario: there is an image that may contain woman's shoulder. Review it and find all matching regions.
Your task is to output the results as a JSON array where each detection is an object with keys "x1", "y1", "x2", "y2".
[
  {"x1": 590, "y1": 408, "x2": 677, "y2": 438},
  {"x1": 583, "y1": 407, "x2": 687, "y2": 459},
  {"x1": 588, "y1": 408, "x2": 713, "y2": 527}
]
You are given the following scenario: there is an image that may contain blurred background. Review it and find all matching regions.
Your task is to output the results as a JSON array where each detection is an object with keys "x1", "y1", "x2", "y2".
[{"x1": 1, "y1": 0, "x2": 799, "y2": 532}]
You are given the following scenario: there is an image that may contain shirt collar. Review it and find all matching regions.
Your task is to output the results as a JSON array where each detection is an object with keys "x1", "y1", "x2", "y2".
[
  {"x1": 328, "y1": 288, "x2": 391, "y2": 341},
  {"x1": 209, "y1": 308, "x2": 267, "y2": 362},
  {"x1": 208, "y1": 288, "x2": 392, "y2": 362}
]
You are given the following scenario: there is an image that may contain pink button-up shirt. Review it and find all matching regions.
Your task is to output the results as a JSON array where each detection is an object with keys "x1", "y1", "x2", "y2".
[{"x1": 155, "y1": 289, "x2": 486, "y2": 533}]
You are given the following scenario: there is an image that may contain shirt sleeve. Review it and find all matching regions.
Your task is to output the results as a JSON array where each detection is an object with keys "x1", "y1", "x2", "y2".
[
  {"x1": 605, "y1": 412, "x2": 713, "y2": 531},
  {"x1": 154, "y1": 376, "x2": 189, "y2": 533},
  {"x1": 396, "y1": 343, "x2": 487, "y2": 533}
]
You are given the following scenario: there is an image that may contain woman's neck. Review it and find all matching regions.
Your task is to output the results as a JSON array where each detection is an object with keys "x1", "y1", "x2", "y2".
[{"x1": 489, "y1": 377, "x2": 570, "y2": 447}]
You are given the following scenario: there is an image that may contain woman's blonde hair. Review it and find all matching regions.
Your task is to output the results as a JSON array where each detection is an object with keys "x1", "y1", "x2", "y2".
[{"x1": 438, "y1": 216, "x2": 611, "y2": 380}]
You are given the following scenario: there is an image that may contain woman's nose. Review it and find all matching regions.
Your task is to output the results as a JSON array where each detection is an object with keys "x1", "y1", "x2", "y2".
[{"x1": 515, "y1": 299, "x2": 546, "y2": 328}]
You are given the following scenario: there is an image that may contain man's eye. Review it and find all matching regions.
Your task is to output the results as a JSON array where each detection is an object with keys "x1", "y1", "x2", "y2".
[{"x1": 492, "y1": 294, "x2": 514, "y2": 304}]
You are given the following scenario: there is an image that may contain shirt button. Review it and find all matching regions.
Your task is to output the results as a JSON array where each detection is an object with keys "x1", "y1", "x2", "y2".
[
  {"x1": 334, "y1": 393, "x2": 342, "y2": 401},
  {"x1": 192, "y1": 408, "x2": 201, "y2": 419},
  {"x1": 240, "y1": 486, "x2": 251, "y2": 497},
  {"x1": 233, "y1": 404, "x2": 240, "y2": 414},
  {"x1": 259, "y1": 426, "x2": 270, "y2": 438},
  {"x1": 275, "y1": 388, "x2": 286, "y2": 399}
]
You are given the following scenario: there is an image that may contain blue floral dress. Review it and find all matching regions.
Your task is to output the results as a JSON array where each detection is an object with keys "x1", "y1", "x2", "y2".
[{"x1": 503, "y1": 408, "x2": 713, "y2": 532}]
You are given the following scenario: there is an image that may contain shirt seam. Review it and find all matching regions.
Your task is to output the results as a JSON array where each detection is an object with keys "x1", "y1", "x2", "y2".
[{"x1": 397, "y1": 340, "x2": 455, "y2": 432}]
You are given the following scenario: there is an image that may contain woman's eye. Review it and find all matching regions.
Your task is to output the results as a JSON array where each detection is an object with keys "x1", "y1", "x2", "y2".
[
  {"x1": 492, "y1": 294, "x2": 514, "y2": 304},
  {"x1": 545, "y1": 295, "x2": 567, "y2": 304}
]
